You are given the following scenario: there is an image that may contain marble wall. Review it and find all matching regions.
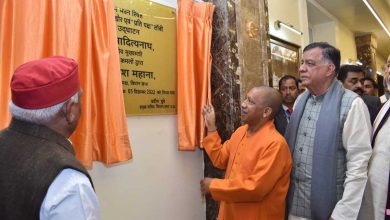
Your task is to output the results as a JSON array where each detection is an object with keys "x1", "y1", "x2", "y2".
[{"x1": 204, "y1": 1, "x2": 240, "y2": 219}]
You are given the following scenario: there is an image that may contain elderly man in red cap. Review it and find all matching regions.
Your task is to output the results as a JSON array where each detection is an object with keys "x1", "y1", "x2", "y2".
[{"x1": 0, "y1": 56, "x2": 99, "y2": 220}]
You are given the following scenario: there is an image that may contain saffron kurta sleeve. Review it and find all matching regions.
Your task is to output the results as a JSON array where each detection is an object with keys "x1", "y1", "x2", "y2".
[
  {"x1": 202, "y1": 130, "x2": 233, "y2": 170},
  {"x1": 202, "y1": 121, "x2": 292, "y2": 220}
]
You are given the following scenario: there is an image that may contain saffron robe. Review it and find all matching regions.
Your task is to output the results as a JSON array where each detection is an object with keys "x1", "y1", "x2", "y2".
[{"x1": 202, "y1": 121, "x2": 292, "y2": 220}]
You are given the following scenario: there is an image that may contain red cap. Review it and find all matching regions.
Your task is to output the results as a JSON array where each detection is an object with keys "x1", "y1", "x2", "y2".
[{"x1": 11, "y1": 56, "x2": 81, "y2": 109}]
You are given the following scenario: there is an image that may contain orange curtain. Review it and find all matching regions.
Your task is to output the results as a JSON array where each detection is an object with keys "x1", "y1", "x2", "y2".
[
  {"x1": 177, "y1": 0, "x2": 215, "y2": 150},
  {"x1": 0, "y1": 0, "x2": 132, "y2": 167}
]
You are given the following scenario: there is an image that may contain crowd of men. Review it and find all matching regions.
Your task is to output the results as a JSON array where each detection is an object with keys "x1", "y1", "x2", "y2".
[
  {"x1": 0, "y1": 42, "x2": 389, "y2": 220},
  {"x1": 201, "y1": 42, "x2": 390, "y2": 220}
]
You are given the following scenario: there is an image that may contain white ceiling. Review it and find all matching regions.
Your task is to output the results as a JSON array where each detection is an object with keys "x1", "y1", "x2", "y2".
[{"x1": 307, "y1": 0, "x2": 390, "y2": 59}]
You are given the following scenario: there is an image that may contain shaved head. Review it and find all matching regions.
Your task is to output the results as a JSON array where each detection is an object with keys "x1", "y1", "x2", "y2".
[{"x1": 251, "y1": 86, "x2": 283, "y2": 119}]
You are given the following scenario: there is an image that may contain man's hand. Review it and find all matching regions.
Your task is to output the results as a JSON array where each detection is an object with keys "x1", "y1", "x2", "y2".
[
  {"x1": 202, "y1": 104, "x2": 217, "y2": 132},
  {"x1": 200, "y1": 177, "x2": 213, "y2": 195}
]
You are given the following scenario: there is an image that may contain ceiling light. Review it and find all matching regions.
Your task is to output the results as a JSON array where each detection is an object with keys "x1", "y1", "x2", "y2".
[
  {"x1": 275, "y1": 20, "x2": 303, "y2": 35},
  {"x1": 362, "y1": 0, "x2": 390, "y2": 37}
]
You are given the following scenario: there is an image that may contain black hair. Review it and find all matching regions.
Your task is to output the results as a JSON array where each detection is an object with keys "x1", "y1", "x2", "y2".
[
  {"x1": 362, "y1": 77, "x2": 378, "y2": 89},
  {"x1": 278, "y1": 75, "x2": 298, "y2": 89},
  {"x1": 337, "y1": 64, "x2": 364, "y2": 82},
  {"x1": 303, "y1": 42, "x2": 341, "y2": 74}
]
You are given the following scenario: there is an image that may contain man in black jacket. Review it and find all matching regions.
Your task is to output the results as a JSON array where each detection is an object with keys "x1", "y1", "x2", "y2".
[
  {"x1": 362, "y1": 77, "x2": 379, "y2": 97},
  {"x1": 274, "y1": 75, "x2": 299, "y2": 135},
  {"x1": 0, "y1": 56, "x2": 100, "y2": 220},
  {"x1": 338, "y1": 64, "x2": 381, "y2": 124}
]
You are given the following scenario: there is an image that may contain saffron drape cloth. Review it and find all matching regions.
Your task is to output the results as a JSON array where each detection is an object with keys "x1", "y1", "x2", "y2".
[
  {"x1": 177, "y1": 0, "x2": 214, "y2": 150},
  {"x1": 0, "y1": 0, "x2": 132, "y2": 167}
]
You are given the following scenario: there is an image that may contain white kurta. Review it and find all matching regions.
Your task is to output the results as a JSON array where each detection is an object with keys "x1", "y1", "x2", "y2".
[
  {"x1": 358, "y1": 100, "x2": 390, "y2": 220},
  {"x1": 40, "y1": 168, "x2": 100, "y2": 220}
]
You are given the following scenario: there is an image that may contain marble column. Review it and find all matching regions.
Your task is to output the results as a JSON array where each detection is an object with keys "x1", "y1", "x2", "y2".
[
  {"x1": 235, "y1": 0, "x2": 272, "y2": 98},
  {"x1": 356, "y1": 34, "x2": 377, "y2": 74},
  {"x1": 204, "y1": 0, "x2": 270, "y2": 219},
  {"x1": 204, "y1": 1, "x2": 240, "y2": 219},
  {"x1": 355, "y1": 34, "x2": 384, "y2": 95}
]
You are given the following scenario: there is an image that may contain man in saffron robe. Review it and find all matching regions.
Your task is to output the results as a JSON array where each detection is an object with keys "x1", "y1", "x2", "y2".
[{"x1": 200, "y1": 86, "x2": 292, "y2": 220}]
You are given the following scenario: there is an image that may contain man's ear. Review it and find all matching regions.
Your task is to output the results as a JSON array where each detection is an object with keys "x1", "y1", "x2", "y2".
[
  {"x1": 327, "y1": 63, "x2": 336, "y2": 77},
  {"x1": 61, "y1": 100, "x2": 74, "y2": 124},
  {"x1": 263, "y1": 107, "x2": 272, "y2": 118}
]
